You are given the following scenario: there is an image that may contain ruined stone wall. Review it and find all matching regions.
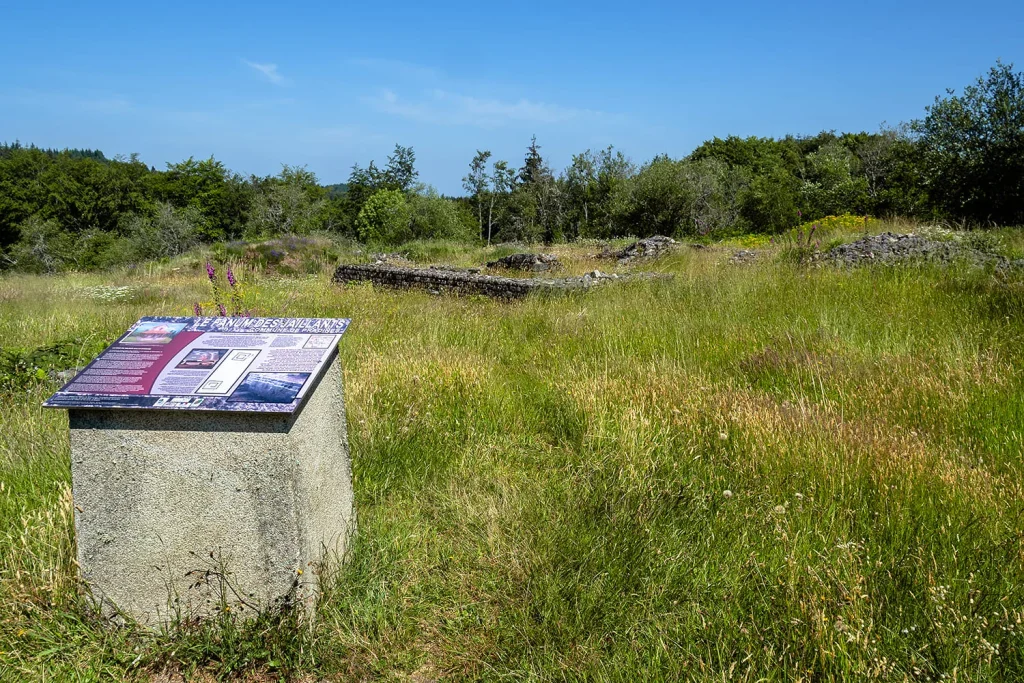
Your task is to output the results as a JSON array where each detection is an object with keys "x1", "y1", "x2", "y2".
[{"x1": 333, "y1": 263, "x2": 580, "y2": 299}]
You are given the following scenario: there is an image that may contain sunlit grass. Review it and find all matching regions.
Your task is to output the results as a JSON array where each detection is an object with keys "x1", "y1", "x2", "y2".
[{"x1": 2, "y1": 232, "x2": 1024, "y2": 680}]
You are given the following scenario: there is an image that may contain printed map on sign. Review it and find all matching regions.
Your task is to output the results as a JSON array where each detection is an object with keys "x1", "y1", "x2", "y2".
[{"x1": 43, "y1": 317, "x2": 350, "y2": 413}]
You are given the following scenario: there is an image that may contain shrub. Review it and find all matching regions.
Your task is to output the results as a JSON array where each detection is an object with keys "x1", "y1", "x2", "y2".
[
  {"x1": 356, "y1": 189, "x2": 412, "y2": 244},
  {"x1": 799, "y1": 142, "x2": 870, "y2": 218},
  {"x1": 409, "y1": 190, "x2": 477, "y2": 241},
  {"x1": 611, "y1": 157, "x2": 750, "y2": 237},
  {"x1": 6, "y1": 216, "x2": 80, "y2": 273},
  {"x1": 121, "y1": 202, "x2": 204, "y2": 260},
  {"x1": 740, "y1": 166, "x2": 800, "y2": 233},
  {"x1": 245, "y1": 166, "x2": 329, "y2": 238},
  {"x1": 795, "y1": 213, "x2": 872, "y2": 235},
  {"x1": 913, "y1": 60, "x2": 1024, "y2": 225}
]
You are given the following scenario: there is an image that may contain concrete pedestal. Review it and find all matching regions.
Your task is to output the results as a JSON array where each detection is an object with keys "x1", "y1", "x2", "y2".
[{"x1": 67, "y1": 357, "x2": 353, "y2": 627}]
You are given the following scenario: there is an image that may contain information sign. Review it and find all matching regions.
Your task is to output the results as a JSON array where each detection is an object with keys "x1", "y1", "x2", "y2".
[{"x1": 44, "y1": 316, "x2": 350, "y2": 413}]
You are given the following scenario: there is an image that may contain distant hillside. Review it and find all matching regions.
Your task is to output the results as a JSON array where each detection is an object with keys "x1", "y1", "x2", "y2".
[
  {"x1": 0, "y1": 141, "x2": 107, "y2": 162},
  {"x1": 324, "y1": 183, "x2": 348, "y2": 199}
]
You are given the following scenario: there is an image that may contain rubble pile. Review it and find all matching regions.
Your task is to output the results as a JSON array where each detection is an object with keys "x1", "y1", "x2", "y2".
[{"x1": 487, "y1": 253, "x2": 561, "y2": 272}]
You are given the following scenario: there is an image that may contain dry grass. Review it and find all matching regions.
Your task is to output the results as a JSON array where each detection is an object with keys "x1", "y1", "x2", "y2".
[{"x1": 2, "y1": 229, "x2": 1024, "y2": 680}]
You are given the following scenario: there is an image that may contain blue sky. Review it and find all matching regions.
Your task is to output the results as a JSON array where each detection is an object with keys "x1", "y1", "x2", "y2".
[{"x1": 2, "y1": 0, "x2": 1022, "y2": 194}]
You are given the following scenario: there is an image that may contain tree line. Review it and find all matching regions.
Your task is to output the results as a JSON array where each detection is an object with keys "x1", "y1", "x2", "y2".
[{"x1": 1, "y1": 61, "x2": 1021, "y2": 272}]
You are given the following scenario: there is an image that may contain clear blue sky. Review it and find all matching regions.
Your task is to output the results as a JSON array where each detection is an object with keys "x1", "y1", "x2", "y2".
[{"x1": 2, "y1": 0, "x2": 1022, "y2": 194}]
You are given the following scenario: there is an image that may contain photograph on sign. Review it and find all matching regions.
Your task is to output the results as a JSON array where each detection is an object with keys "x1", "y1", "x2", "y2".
[
  {"x1": 123, "y1": 321, "x2": 187, "y2": 344},
  {"x1": 176, "y1": 348, "x2": 228, "y2": 370},
  {"x1": 228, "y1": 372, "x2": 311, "y2": 403},
  {"x1": 43, "y1": 317, "x2": 350, "y2": 413}
]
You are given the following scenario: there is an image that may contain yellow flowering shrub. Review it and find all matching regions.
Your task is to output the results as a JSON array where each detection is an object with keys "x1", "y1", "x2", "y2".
[{"x1": 796, "y1": 214, "x2": 873, "y2": 235}]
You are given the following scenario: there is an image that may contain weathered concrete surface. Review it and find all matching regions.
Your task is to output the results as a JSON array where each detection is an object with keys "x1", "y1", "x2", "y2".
[{"x1": 68, "y1": 356, "x2": 353, "y2": 626}]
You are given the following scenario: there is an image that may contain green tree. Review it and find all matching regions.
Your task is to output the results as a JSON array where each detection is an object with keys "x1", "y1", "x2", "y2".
[
  {"x1": 799, "y1": 141, "x2": 869, "y2": 217},
  {"x1": 462, "y1": 150, "x2": 491, "y2": 241},
  {"x1": 245, "y1": 166, "x2": 328, "y2": 237},
  {"x1": 564, "y1": 150, "x2": 598, "y2": 239},
  {"x1": 121, "y1": 202, "x2": 204, "y2": 260},
  {"x1": 516, "y1": 136, "x2": 559, "y2": 242},
  {"x1": 384, "y1": 144, "x2": 418, "y2": 193},
  {"x1": 741, "y1": 164, "x2": 801, "y2": 232},
  {"x1": 7, "y1": 216, "x2": 81, "y2": 273},
  {"x1": 409, "y1": 188, "x2": 476, "y2": 241},
  {"x1": 913, "y1": 60, "x2": 1024, "y2": 224},
  {"x1": 356, "y1": 189, "x2": 412, "y2": 244},
  {"x1": 150, "y1": 157, "x2": 250, "y2": 240}
]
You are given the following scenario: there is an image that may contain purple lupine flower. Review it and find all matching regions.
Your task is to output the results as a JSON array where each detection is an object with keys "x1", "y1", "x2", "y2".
[
  {"x1": 193, "y1": 302, "x2": 203, "y2": 317},
  {"x1": 205, "y1": 261, "x2": 216, "y2": 281},
  {"x1": 218, "y1": 303, "x2": 228, "y2": 317},
  {"x1": 226, "y1": 268, "x2": 237, "y2": 288}
]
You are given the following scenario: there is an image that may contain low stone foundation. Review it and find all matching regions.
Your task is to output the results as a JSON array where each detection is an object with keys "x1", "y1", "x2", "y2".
[
  {"x1": 334, "y1": 263, "x2": 577, "y2": 299},
  {"x1": 333, "y1": 263, "x2": 673, "y2": 299},
  {"x1": 487, "y1": 253, "x2": 561, "y2": 272}
]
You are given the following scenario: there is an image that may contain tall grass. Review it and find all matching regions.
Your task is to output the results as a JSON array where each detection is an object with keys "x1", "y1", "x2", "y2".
[{"x1": 2, "y1": 237, "x2": 1023, "y2": 680}]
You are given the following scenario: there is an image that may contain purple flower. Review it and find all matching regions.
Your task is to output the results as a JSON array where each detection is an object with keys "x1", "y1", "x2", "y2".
[
  {"x1": 218, "y1": 303, "x2": 228, "y2": 317},
  {"x1": 226, "y1": 268, "x2": 237, "y2": 288},
  {"x1": 193, "y1": 302, "x2": 203, "y2": 317},
  {"x1": 205, "y1": 261, "x2": 216, "y2": 281},
  {"x1": 797, "y1": 210, "x2": 802, "y2": 218}
]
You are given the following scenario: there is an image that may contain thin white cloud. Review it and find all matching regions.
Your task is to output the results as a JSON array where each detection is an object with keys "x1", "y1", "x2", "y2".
[
  {"x1": 348, "y1": 58, "x2": 441, "y2": 82},
  {"x1": 301, "y1": 125, "x2": 388, "y2": 146},
  {"x1": 244, "y1": 60, "x2": 286, "y2": 85},
  {"x1": 0, "y1": 90, "x2": 134, "y2": 114},
  {"x1": 364, "y1": 88, "x2": 618, "y2": 128}
]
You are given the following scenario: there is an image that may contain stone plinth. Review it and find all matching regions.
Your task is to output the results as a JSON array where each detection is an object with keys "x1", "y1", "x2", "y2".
[{"x1": 67, "y1": 357, "x2": 353, "y2": 627}]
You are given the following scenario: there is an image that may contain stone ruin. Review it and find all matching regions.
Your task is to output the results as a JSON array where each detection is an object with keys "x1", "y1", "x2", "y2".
[
  {"x1": 333, "y1": 263, "x2": 667, "y2": 300},
  {"x1": 817, "y1": 232, "x2": 1024, "y2": 269},
  {"x1": 487, "y1": 252, "x2": 561, "y2": 272},
  {"x1": 599, "y1": 235, "x2": 677, "y2": 264}
]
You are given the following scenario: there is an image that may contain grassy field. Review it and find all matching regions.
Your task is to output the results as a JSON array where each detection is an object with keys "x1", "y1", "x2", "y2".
[{"x1": 2, "y1": 228, "x2": 1024, "y2": 681}]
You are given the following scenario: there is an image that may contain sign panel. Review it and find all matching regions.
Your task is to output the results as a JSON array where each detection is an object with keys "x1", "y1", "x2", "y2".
[{"x1": 44, "y1": 317, "x2": 350, "y2": 413}]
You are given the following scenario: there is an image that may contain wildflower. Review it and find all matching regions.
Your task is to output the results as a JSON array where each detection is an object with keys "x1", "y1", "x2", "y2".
[
  {"x1": 718, "y1": 432, "x2": 728, "y2": 441},
  {"x1": 227, "y1": 268, "x2": 237, "y2": 288},
  {"x1": 205, "y1": 261, "x2": 216, "y2": 281},
  {"x1": 774, "y1": 505, "x2": 786, "y2": 515},
  {"x1": 723, "y1": 490, "x2": 733, "y2": 498},
  {"x1": 218, "y1": 303, "x2": 227, "y2": 317},
  {"x1": 797, "y1": 209, "x2": 802, "y2": 218},
  {"x1": 193, "y1": 302, "x2": 203, "y2": 317}
]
